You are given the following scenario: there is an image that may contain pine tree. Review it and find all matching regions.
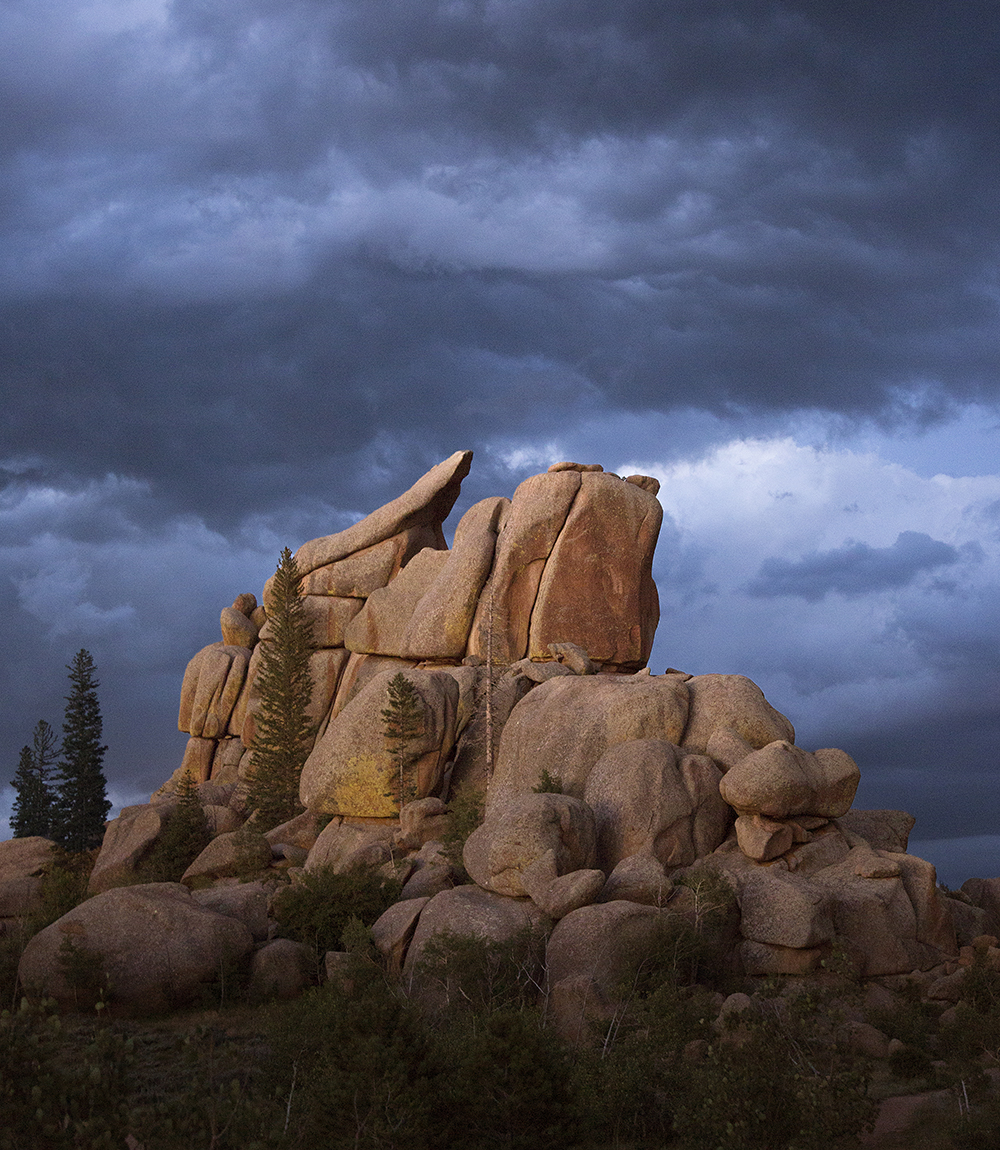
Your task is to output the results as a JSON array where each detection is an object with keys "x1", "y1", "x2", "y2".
[
  {"x1": 138, "y1": 769, "x2": 210, "y2": 882},
  {"x1": 380, "y1": 672, "x2": 425, "y2": 809},
  {"x1": 11, "y1": 746, "x2": 49, "y2": 838},
  {"x1": 245, "y1": 548, "x2": 315, "y2": 830},
  {"x1": 9, "y1": 720, "x2": 60, "y2": 838},
  {"x1": 54, "y1": 649, "x2": 111, "y2": 852}
]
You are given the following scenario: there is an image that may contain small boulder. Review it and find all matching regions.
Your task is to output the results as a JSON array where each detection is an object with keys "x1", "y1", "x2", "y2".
[
  {"x1": 0, "y1": 837, "x2": 56, "y2": 916},
  {"x1": 371, "y1": 897, "x2": 430, "y2": 976},
  {"x1": 249, "y1": 938, "x2": 315, "y2": 1001},
  {"x1": 738, "y1": 871, "x2": 835, "y2": 949},
  {"x1": 182, "y1": 828, "x2": 272, "y2": 885},
  {"x1": 599, "y1": 854, "x2": 675, "y2": 907},
  {"x1": 303, "y1": 820, "x2": 394, "y2": 874},
  {"x1": 397, "y1": 797, "x2": 450, "y2": 851},
  {"x1": 462, "y1": 792, "x2": 597, "y2": 898},
  {"x1": 220, "y1": 607, "x2": 258, "y2": 649}
]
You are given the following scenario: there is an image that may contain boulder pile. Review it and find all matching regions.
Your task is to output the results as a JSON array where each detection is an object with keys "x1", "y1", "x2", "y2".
[{"x1": 15, "y1": 450, "x2": 999, "y2": 1018}]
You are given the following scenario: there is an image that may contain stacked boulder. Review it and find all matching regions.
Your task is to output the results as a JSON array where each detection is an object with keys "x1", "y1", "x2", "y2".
[
  {"x1": 170, "y1": 451, "x2": 663, "y2": 817},
  {"x1": 34, "y1": 448, "x2": 979, "y2": 1016}
]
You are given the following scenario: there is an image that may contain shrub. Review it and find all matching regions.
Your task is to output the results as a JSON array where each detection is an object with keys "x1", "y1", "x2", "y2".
[
  {"x1": 532, "y1": 769, "x2": 564, "y2": 794},
  {"x1": 670, "y1": 1010, "x2": 874, "y2": 1150},
  {"x1": 415, "y1": 926, "x2": 547, "y2": 1017},
  {"x1": 29, "y1": 847, "x2": 94, "y2": 932},
  {"x1": 136, "y1": 771, "x2": 210, "y2": 883},
  {"x1": 0, "y1": 999, "x2": 133, "y2": 1149},
  {"x1": 271, "y1": 863, "x2": 402, "y2": 959},
  {"x1": 440, "y1": 782, "x2": 484, "y2": 878},
  {"x1": 437, "y1": 1008, "x2": 585, "y2": 1150}
]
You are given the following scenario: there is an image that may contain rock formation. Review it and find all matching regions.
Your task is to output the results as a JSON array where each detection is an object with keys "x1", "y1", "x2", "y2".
[{"x1": 18, "y1": 449, "x2": 998, "y2": 1018}]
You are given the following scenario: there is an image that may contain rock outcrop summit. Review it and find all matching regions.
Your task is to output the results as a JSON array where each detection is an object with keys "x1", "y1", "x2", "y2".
[{"x1": 15, "y1": 450, "x2": 999, "y2": 1017}]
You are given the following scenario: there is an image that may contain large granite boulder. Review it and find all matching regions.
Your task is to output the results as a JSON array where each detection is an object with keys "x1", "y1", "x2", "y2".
[
  {"x1": 399, "y1": 496, "x2": 508, "y2": 659},
  {"x1": 294, "y1": 450, "x2": 472, "y2": 575},
  {"x1": 463, "y1": 792, "x2": 598, "y2": 897},
  {"x1": 679, "y1": 674, "x2": 795, "y2": 760},
  {"x1": 89, "y1": 801, "x2": 177, "y2": 893},
  {"x1": 583, "y1": 738, "x2": 731, "y2": 872},
  {"x1": 545, "y1": 900, "x2": 673, "y2": 1003},
  {"x1": 489, "y1": 672, "x2": 690, "y2": 808},
  {"x1": 719, "y1": 740, "x2": 860, "y2": 820},
  {"x1": 402, "y1": 885, "x2": 551, "y2": 1012},
  {"x1": 344, "y1": 549, "x2": 450, "y2": 655},
  {"x1": 300, "y1": 668, "x2": 460, "y2": 816},
  {"x1": 178, "y1": 643, "x2": 253, "y2": 739},
  {"x1": 18, "y1": 883, "x2": 254, "y2": 1012},
  {"x1": 300, "y1": 527, "x2": 442, "y2": 598},
  {"x1": 467, "y1": 469, "x2": 582, "y2": 665},
  {"x1": 527, "y1": 469, "x2": 661, "y2": 668}
]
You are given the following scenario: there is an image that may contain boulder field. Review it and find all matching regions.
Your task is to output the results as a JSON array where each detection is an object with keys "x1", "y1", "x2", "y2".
[{"x1": 13, "y1": 451, "x2": 1000, "y2": 1018}]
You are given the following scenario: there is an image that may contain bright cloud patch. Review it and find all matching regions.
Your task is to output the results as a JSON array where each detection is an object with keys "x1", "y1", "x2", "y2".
[{"x1": 621, "y1": 436, "x2": 1000, "y2": 738}]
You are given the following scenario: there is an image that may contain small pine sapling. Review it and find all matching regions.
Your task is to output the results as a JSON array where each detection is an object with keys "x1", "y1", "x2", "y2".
[{"x1": 139, "y1": 769, "x2": 211, "y2": 882}]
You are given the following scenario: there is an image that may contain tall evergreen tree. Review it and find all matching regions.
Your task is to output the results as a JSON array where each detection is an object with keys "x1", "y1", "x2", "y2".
[
  {"x1": 54, "y1": 649, "x2": 111, "y2": 852},
  {"x1": 244, "y1": 548, "x2": 315, "y2": 829},
  {"x1": 9, "y1": 720, "x2": 60, "y2": 838},
  {"x1": 380, "y1": 672, "x2": 425, "y2": 809}
]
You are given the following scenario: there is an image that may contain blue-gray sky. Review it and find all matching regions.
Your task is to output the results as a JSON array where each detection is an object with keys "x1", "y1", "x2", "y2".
[{"x1": 1, "y1": 0, "x2": 997, "y2": 886}]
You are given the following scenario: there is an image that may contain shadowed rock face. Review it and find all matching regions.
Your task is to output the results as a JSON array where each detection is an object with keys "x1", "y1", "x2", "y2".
[{"x1": 17, "y1": 884, "x2": 254, "y2": 1013}]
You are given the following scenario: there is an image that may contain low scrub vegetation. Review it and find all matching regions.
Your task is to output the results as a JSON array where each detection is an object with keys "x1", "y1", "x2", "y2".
[{"x1": 2, "y1": 858, "x2": 999, "y2": 1148}]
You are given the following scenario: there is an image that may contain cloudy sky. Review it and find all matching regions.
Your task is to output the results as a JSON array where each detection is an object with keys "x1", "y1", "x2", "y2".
[{"x1": 1, "y1": 0, "x2": 997, "y2": 886}]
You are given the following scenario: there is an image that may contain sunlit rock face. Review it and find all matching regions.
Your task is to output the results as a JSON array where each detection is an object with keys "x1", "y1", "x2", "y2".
[
  {"x1": 132, "y1": 449, "x2": 964, "y2": 1006},
  {"x1": 173, "y1": 452, "x2": 663, "y2": 813}
]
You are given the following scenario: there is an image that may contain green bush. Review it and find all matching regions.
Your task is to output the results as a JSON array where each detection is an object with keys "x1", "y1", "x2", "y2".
[
  {"x1": 136, "y1": 771, "x2": 210, "y2": 883},
  {"x1": 532, "y1": 769, "x2": 564, "y2": 793},
  {"x1": 271, "y1": 863, "x2": 402, "y2": 959},
  {"x1": 440, "y1": 782, "x2": 484, "y2": 877},
  {"x1": 0, "y1": 999, "x2": 133, "y2": 1149},
  {"x1": 888, "y1": 1043, "x2": 934, "y2": 1082},
  {"x1": 415, "y1": 925, "x2": 547, "y2": 1016},
  {"x1": 939, "y1": 949, "x2": 1000, "y2": 1069},
  {"x1": 437, "y1": 1008, "x2": 585, "y2": 1150},
  {"x1": 669, "y1": 1010, "x2": 874, "y2": 1150},
  {"x1": 259, "y1": 976, "x2": 440, "y2": 1149},
  {"x1": 30, "y1": 848, "x2": 94, "y2": 931}
]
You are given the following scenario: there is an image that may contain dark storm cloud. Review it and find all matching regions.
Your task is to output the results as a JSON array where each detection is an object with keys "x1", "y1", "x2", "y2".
[
  {"x1": 1, "y1": 0, "x2": 999, "y2": 530},
  {"x1": 745, "y1": 530, "x2": 961, "y2": 601},
  {"x1": 2, "y1": 0, "x2": 1000, "y2": 873}
]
